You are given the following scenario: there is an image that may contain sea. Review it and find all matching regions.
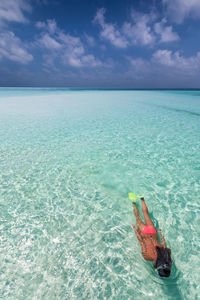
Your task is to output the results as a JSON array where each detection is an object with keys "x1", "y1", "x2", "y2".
[{"x1": 0, "y1": 88, "x2": 199, "y2": 299}]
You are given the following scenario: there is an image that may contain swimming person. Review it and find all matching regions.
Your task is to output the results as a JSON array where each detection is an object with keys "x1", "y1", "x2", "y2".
[{"x1": 132, "y1": 196, "x2": 172, "y2": 277}]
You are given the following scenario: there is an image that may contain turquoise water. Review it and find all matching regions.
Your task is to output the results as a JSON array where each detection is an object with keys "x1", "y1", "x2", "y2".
[{"x1": 0, "y1": 89, "x2": 199, "y2": 299}]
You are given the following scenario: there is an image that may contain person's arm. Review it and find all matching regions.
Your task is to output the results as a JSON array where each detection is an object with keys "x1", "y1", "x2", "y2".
[
  {"x1": 158, "y1": 229, "x2": 166, "y2": 248},
  {"x1": 133, "y1": 225, "x2": 147, "y2": 257}
]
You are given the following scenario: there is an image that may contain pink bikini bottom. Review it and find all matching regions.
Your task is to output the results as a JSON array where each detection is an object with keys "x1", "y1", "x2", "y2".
[{"x1": 141, "y1": 226, "x2": 157, "y2": 235}]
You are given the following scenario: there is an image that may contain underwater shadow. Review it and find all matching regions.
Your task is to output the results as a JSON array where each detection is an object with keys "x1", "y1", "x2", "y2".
[
  {"x1": 149, "y1": 212, "x2": 184, "y2": 299},
  {"x1": 157, "y1": 105, "x2": 200, "y2": 117},
  {"x1": 160, "y1": 261, "x2": 184, "y2": 300}
]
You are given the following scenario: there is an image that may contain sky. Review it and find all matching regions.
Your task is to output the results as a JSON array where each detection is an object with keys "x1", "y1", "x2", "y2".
[{"x1": 0, "y1": 0, "x2": 200, "y2": 88}]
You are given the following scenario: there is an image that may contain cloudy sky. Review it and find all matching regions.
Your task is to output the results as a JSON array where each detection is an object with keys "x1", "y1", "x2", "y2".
[{"x1": 0, "y1": 0, "x2": 200, "y2": 88}]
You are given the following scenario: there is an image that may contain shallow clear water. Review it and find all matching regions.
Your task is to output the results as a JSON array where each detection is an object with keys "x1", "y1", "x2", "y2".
[{"x1": 0, "y1": 89, "x2": 199, "y2": 299}]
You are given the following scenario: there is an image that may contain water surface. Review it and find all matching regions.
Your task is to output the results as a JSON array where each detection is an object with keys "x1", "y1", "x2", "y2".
[{"x1": 0, "y1": 89, "x2": 199, "y2": 299}]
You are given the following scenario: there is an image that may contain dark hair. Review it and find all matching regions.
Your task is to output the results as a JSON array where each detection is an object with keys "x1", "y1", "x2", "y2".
[{"x1": 154, "y1": 247, "x2": 172, "y2": 278}]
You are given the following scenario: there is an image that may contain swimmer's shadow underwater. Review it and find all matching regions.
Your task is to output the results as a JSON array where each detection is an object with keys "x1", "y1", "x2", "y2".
[{"x1": 129, "y1": 193, "x2": 184, "y2": 298}]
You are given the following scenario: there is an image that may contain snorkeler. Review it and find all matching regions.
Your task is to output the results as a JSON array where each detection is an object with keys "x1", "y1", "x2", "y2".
[{"x1": 131, "y1": 195, "x2": 172, "y2": 277}]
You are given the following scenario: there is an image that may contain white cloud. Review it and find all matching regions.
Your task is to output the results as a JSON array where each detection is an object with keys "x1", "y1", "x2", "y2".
[
  {"x1": 81, "y1": 54, "x2": 101, "y2": 67},
  {"x1": 163, "y1": 0, "x2": 200, "y2": 23},
  {"x1": 0, "y1": 31, "x2": 33, "y2": 64},
  {"x1": 93, "y1": 8, "x2": 129, "y2": 48},
  {"x1": 35, "y1": 19, "x2": 57, "y2": 34},
  {"x1": 125, "y1": 50, "x2": 200, "y2": 81},
  {"x1": 153, "y1": 49, "x2": 174, "y2": 66},
  {"x1": 38, "y1": 33, "x2": 62, "y2": 49},
  {"x1": 154, "y1": 18, "x2": 179, "y2": 42},
  {"x1": 35, "y1": 19, "x2": 102, "y2": 68},
  {"x1": 0, "y1": 0, "x2": 33, "y2": 64},
  {"x1": 94, "y1": 8, "x2": 105, "y2": 27},
  {"x1": 152, "y1": 49, "x2": 200, "y2": 73},
  {"x1": 68, "y1": 54, "x2": 101, "y2": 68},
  {"x1": 35, "y1": 21, "x2": 45, "y2": 29},
  {"x1": 123, "y1": 21, "x2": 155, "y2": 46},
  {"x1": 94, "y1": 8, "x2": 156, "y2": 47},
  {"x1": 123, "y1": 10, "x2": 156, "y2": 46},
  {"x1": 84, "y1": 34, "x2": 96, "y2": 47},
  {"x1": 0, "y1": 0, "x2": 31, "y2": 27},
  {"x1": 59, "y1": 32, "x2": 101, "y2": 67},
  {"x1": 94, "y1": 8, "x2": 179, "y2": 48},
  {"x1": 100, "y1": 23, "x2": 128, "y2": 48}
]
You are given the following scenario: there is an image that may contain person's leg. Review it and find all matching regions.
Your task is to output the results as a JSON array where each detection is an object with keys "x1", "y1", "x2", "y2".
[
  {"x1": 133, "y1": 204, "x2": 145, "y2": 232},
  {"x1": 141, "y1": 198, "x2": 155, "y2": 228}
]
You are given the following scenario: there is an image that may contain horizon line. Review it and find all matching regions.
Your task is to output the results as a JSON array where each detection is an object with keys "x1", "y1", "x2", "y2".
[{"x1": 1, "y1": 87, "x2": 200, "y2": 91}]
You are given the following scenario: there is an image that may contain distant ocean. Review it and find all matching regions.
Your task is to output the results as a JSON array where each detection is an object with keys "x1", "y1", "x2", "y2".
[{"x1": 0, "y1": 88, "x2": 199, "y2": 299}]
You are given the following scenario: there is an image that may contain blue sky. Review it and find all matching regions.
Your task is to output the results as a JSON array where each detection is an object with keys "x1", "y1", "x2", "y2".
[{"x1": 0, "y1": 0, "x2": 200, "y2": 88}]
